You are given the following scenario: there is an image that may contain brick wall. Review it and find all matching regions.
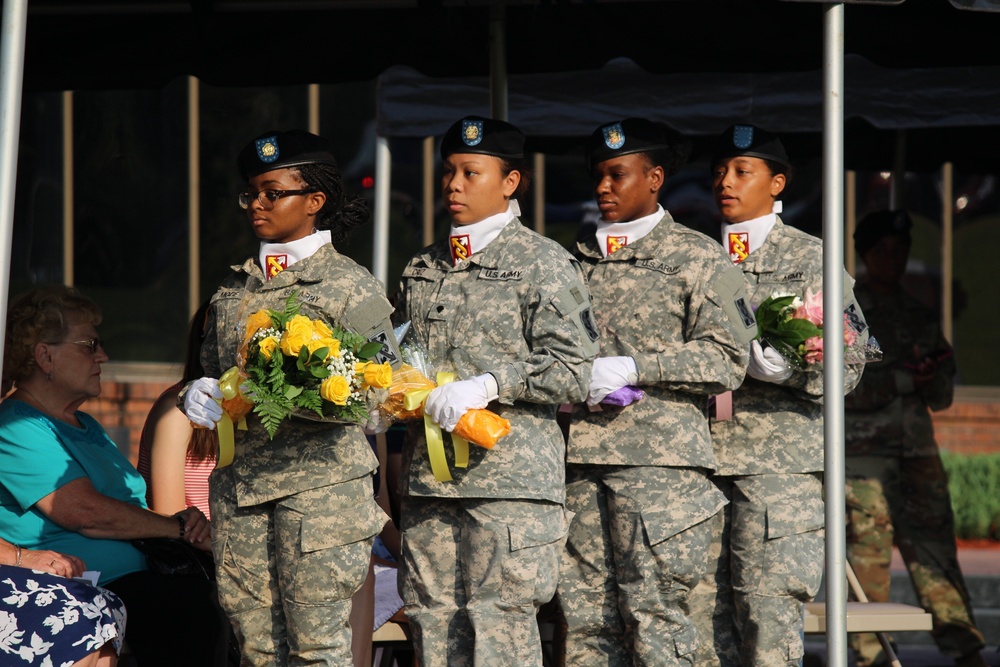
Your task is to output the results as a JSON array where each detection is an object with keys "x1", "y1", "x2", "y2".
[
  {"x1": 81, "y1": 376, "x2": 176, "y2": 468},
  {"x1": 932, "y1": 388, "x2": 1000, "y2": 456}
]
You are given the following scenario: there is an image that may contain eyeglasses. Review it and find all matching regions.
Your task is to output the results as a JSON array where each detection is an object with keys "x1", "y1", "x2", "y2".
[
  {"x1": 48, "y1": 338, "x2": 105, "y2": 354},
  {"x1": 238, "y1": 189, "x2": 315, "y2": 210}
]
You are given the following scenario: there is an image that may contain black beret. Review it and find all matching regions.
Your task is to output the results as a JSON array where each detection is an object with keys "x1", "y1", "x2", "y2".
[
  {"x1": 586, "y1": 118, "x2": 672, "y2": 170},
  {"x1": 712, "y1": 124, "x2": 790, "y2": 169},
  {"x1": 238, "y1": 130, "x2": 338, "y2": 181},
  {"x1": 854, "y1": 209, "x2": 913, "y2": 256},
  {"x1": 440, "y1": 116, "x2": 525, "y2": 160}
]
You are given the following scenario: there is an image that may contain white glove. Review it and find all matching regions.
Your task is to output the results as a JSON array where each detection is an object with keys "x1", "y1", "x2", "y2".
[
  {"x1": 747, "y1": 340, "x2": 793, "y2": 384},
  {"x1": 363, "y1": 410, "x2": 389, "y2": 436},
  {"x1": 181, "y1": 377, "x2": 224, "y2": 429},
  {"x1": 424, "y1": 373, "x2": 499, "y2": 432},
  {"x1": 586, "y1": 356, "x2": 638, "y2": 406}
]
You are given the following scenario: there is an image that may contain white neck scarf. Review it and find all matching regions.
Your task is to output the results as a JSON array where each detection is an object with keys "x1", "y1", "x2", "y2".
[
  {"x1": 448, "y1": 200, "x2": 519, "y2": 266},
  {"x1": 259, "y1": 229, "x2": 332, "y2": 279},
  {"x1": 720, "y1": 201, "x2": 782, "y2": 264},
  {"x1": 595, "y1": 205, "x2": 663, "y2": 258}
]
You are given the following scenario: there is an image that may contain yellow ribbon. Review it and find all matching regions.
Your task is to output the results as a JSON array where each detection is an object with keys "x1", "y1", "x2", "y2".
[
  {"x1": 402, "y1": 372, "x2": 469, "y2": 482},
  {"x1": 215, "y1": 367, "x2": 248, "y2": 468}
]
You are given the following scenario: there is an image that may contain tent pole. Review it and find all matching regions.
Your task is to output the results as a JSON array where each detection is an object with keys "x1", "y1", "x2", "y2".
[
  {"x1": 0, "y1": 0, "x2": 28, "y2": 372},
  {"x1": 373, "y1": 136, "x2": 391, "y2": 288},
  {"x1": 941, "y1": 162, "x2": 953, "y2": 343},
  {"x1": 62, "y1": 92, "x2": 74, "y2": 287},
  {"x1": 489, "y1": 4, "x2": 508, "y2": 121},
  {"x1": 188, "y1": 76, "x2": 201, "y2": 317},
  {"x1": 422, "y1": 136, "x2": 434, "y2": 247},
  {"x1": 533, "y1": 153, "x2": 545, "y2": 234},
  {"x1": 822, "y1": 4, "x2": 848, "y2": 666}
]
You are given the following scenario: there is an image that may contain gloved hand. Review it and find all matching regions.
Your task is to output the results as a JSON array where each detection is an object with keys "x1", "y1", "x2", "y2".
[
  {"x1": 181, "y1": 377, "x2": 224, "y2": 429},
  {"x1": 424, "y1": 373, "x2": 499, "y2": 432},
  {"x1": 586, "y1": 356, "x2": 638, "y2": 406},
  {"x1": 363, "y1": 409, "x2": 389, "y2": 436},
  {"x1": 746, "y1": 340, "x2": 793, "y2": 384}
]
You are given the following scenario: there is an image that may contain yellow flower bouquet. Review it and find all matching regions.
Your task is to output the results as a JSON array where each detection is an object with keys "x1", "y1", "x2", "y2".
[{"x1": 238, "y1": 291, "x2": 392, "y2": 439}]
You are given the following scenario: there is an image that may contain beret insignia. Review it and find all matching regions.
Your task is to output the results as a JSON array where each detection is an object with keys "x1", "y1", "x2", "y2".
[
  {"x1": 603, "y1": 123, "x2": 625, "y2": 150},
  {"x1": 256, "y1": 136, "x2": 279, "y2": 164},
  {"x1": 732, "y1": 125, "x2": 754, "y2": 149},
  {"x1": 462, "y1": 120, "x2": 484, "y2": 147}
]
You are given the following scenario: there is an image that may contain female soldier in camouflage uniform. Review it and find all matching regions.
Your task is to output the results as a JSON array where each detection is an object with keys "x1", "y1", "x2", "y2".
[
  {"x1": 558, "y1": 118, "x2": 757, "y2": 666},
  {"x1": 693, "y1": 124, "x2": 868, "y2": 667},
  {"x1": 180, "y1": 130, "x2": 399, "y2": 666},
  {"x1": 396, "y1": 116, "x2": 599, "y2": 666}
]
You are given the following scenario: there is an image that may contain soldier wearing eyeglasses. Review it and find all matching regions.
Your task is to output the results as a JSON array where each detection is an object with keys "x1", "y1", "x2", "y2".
[{"x1": 179, "y1": 130, "x2": 401, "y2": 666}]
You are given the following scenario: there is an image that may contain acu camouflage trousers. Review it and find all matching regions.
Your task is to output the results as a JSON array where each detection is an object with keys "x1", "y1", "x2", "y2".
[
  {"x1": 398, "y1": 496, "x2": 569, "y2": 667},
  {"x1": 559, "y1": 465, "x2": 726, "y2": 667},
  {"x1": 210, "y1": 468, "x2": 386, "y2": 666},
  {"x1": 689, "y1": 473, "x2": 825, "y2": 667},
  {"x1": 845, "y1": 455, "x2": 985, "y2": 666}
]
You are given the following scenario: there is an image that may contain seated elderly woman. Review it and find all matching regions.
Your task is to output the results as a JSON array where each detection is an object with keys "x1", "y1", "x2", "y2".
[
  {"x1": 1, "y1": 537, "x2": 126, "y2": 667},
  {"x1": 0, "y1": 285, "x2": 227, "y2": 667}
]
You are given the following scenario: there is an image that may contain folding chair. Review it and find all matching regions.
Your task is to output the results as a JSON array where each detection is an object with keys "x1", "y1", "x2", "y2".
[{"x1": 803, "y1": 561, "x2": 932, "y2": 667}]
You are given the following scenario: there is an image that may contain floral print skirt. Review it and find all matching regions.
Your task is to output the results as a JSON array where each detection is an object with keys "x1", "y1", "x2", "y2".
[{"x1": 1, "y1": 565, "x2": 126, "y2": 666}]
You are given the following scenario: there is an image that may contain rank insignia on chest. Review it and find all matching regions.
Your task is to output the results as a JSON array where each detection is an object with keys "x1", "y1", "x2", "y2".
[
  {"x1": 265, "y1": 254, "x2": 288, "y2": 279},
  {"x1": 450, "y1": 234, "x2": 472, "y2": 265},
  {"x1": 607, "y1": 235, "x2": 628, "y2": 255},
  {"x1": 728, "y1": 232, "x2": 749, "y2": 263}
]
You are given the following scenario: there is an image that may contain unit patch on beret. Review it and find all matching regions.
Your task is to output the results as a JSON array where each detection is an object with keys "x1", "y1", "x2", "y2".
[
  {"x1": 733, "y1": 125, "x2": 754, "y2": 149},
  {"x1": 462, "y1": 120, "x2": 484, "y2": 147},
  {"x1": 603, "y1": 123, "x2": 625, "y2": 150},
  {"x1": 256, "y1": 136, "x2": 279, "y2": 164}
]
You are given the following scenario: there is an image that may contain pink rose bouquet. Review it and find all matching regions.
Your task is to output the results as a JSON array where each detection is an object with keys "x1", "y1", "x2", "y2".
[{"x1": 755, "y1": 289, "x2": 877, "y2": 369}]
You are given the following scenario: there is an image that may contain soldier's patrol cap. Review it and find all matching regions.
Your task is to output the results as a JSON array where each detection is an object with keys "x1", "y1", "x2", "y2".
[
  {"x1": 586, "y1": 118, "x2": 672, "y2": 170},
  {"x1": 712, "y1": 124, "x2": 790, "y2": 169},
  {"x1": 854, "y1": 209, "x2": 913, "y2": 256},
  {"x1": 440, "y1": 116, "x2": 525, "y2": 160},
  {"x1": 238, "y1": 130, "x2": 338, "y2": 181}
]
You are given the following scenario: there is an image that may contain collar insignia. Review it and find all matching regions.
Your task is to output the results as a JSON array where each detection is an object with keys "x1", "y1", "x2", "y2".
[
  {"x1": 265, "y1": 254, "x2": 288, "y2": 278},
  {"x1": 450, "y1": 234, "x2": 472, "y2": 264},
  {"x1": 728, "y1": 232, "x2": 749, "y2": 263},
  {"x1": 607, "y1": 235, "x2": 628, "y2": 255}
]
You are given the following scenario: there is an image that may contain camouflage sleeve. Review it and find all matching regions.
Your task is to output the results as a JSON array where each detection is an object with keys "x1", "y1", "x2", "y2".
[
  {"x1": 339, "y1": 273, "x2": 402, "y2": 370},
  {"x1": 487, "y1": 259, "x2": 599, "y2": 406},
  {"x1": 631, "y1": 264, "x2": 754, "y2": 395},
  {"x1": 782, "y1": 269, "x2": 867, "y2": 401}
]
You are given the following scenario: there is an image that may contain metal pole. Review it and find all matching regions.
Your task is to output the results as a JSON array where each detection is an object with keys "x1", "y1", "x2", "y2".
[
  {"x1": 941, "y1": 162, "x2": 954, "y2": 343},
  {"x1": 62, "y1": 91, "x2": 74, "y2": 286},
  {"x1": 533, "y1": 153, "x2": 545, "y2": 235},
  {"x1": 373, "y1": 136, "x2": 391, "y2": 288},
  {"x1": 845, "y1": 169, "x2": 856, "y2": 277},
  {"x1": 489, "y1": 4, "x2": 508, "y2": 121},
  {"x1": 822, "y1": 5, "x2": 848, "y2": 665},
  {"x1": 188, "y1": 77, "x2": 200, "y2": 316},
  {"x1": 423, "y1": 136, "x2": 434, "y2": 246},
  {"x1": 308, "y1": 84, "x2": 320, "y2": 135},
  {"x1": 0, "y1": 0, "x2": 29, "y2": 370}
]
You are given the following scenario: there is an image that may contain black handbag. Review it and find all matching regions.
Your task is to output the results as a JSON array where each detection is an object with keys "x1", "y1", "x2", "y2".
[{"x1": 130, "y1": 538, "x2": 216, "y2": 581}]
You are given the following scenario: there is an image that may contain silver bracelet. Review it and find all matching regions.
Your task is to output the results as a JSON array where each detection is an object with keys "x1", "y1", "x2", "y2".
[{"x1": 14, "y1": 544, "x2": 22, "y2": 567}]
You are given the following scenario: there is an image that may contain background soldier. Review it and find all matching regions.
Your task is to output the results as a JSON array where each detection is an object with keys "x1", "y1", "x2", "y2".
[{"x1": 845, "y1": 209, "x2": 987, "y2": 667}]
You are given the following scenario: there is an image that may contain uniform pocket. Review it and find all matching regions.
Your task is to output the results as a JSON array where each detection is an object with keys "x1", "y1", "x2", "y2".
[
  {"x1": 286, "y1": 493, "x2": 388, "y2": 604},
  {"x1": 500, "y1": 504, "x2": 566, "y2": 607}
]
